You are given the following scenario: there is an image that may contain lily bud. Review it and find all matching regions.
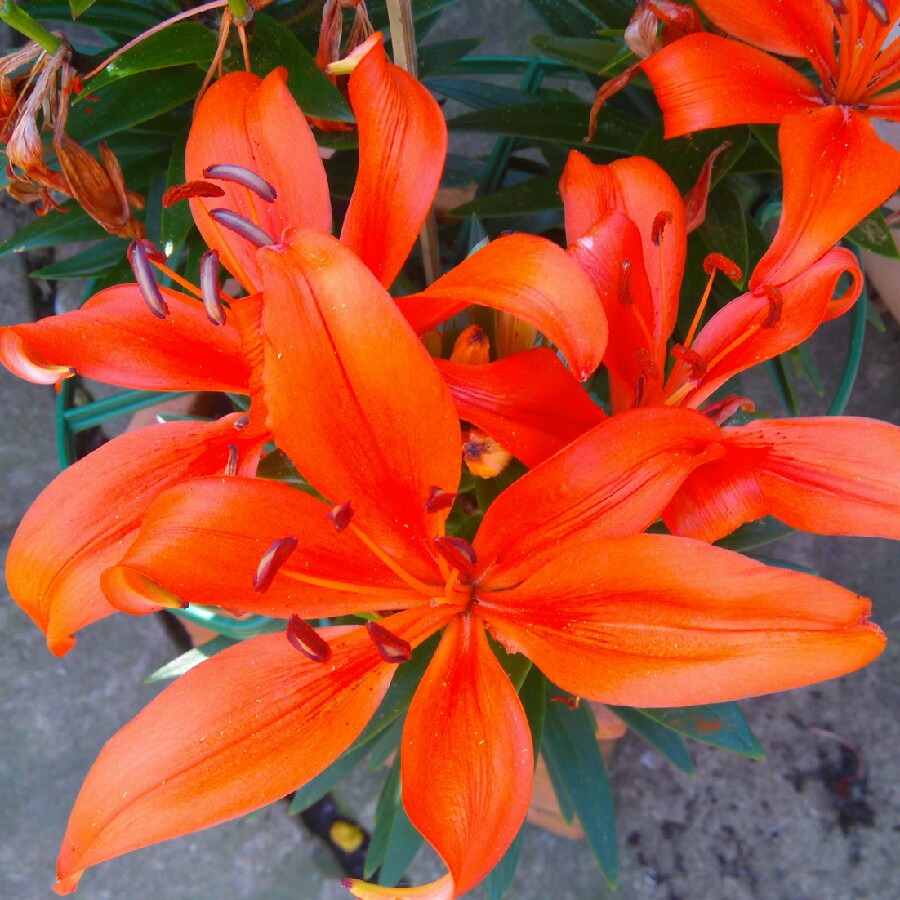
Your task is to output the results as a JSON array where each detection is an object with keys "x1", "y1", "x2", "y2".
[
  {"x1": 462, "y1": 429, "x2": 512, "y2": 479},
  {"x1": 450, "y1": 325, "x2": 490, "y2": 365},
  {"x1": 495, "y1": 311, "x2": 537, "y2": 359}
]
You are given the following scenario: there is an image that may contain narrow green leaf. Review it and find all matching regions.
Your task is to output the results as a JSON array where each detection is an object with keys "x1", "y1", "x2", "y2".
[
  {"x1": 426, "y1": 77, "x2": 534, "y2": 110},
  {"x1": 608, "y1": 707, "x2": 694, "y2": 775},
  {"x1": 450, "y1": 172, "x2": 562, "y2": 218},
  {"x1": 246, "y1": 13, "x2": 353, "y2": 123},
  {"x1": 449, "y1": 100, "x2": 643, "y2": 153},
  {"x1": 697, "y1": 181, "x2": 749, "y2": 287},
  {"x1": 87, "y1": 23, "x2": 217, "y2": 91},
  {"x1": 365, "y1": 757, "x2": 402, "y2": 878},
  {"x1": 846, "y1": 207, "x2": 900, "y2": 260},
  {"x1": 377, "y1": 802, "x2": 423, "y2": 887},
  {"x1": 29, "y1": 238, "x2": 127, "y2": 279},
  {"x1": 714, "y1": 516, "x2": 792, "y2": 552},
  {"x1": 29, "y1": 0, "x2": 165, "y2": 37},
  {"x1": 766, "y1": 355, "x2": 801, "y2": 416},
  {"x1": 524, "y1": 0, "x2": 602, "y2": 36},
  {"x1": 67, "y1": 67, "x2": 203, "y2": 145},
  {"x1": 640, "y1": 703, "x2": 764, "y2": 760},
  {"x1": 0, "y1": 204, "x2": 106, "y2": 255},
  {"x1": 542, "y1": 697, "x2": 617, "y2": 885},
  {"x1": 483, "y1": 830, "x2": 524, "y2": 900},
  {"x1": 418, "y1": 38, "x2": 482, "y2": 76},
  {"x1": 144, "y1": 635, "x2": 237, "y2": 683},
  {"x1": 530, "y1": 35, "x2": 629, "y2": 74},
  {"x1": 288, "y1": 741, "x2": 370, "y2": 815},
  {"x1": 519, "y1": 667, "x2": 547, "y2": 769},
  {"x1": 367, "y1": 716, "x2": 405, "y2": 771},
  {"x1": 69, "y1": 0, "x2": 99, "y2": 17}
]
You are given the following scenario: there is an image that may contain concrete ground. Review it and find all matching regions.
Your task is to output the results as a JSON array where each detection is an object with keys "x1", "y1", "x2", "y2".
[{"x1": 2, "y1": 4, "x2": 899, "y2": 898}]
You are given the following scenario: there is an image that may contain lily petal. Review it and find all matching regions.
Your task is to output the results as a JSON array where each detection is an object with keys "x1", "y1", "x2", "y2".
[
  {"x1": 665, "y1": 417, "x2": 900, "y2": 541},
  {"x1": 54, "y1": 625, "x2": 393, "y2": 894},
  {"x1": 397, "y1": 233, "x2": 607, "y2": 380},
  {"x1": 436, "y1": 347, "x2": 606, "y2": 468},
  {"x1": 103, "y1": 477, "x2": 423, "y2": 619},
  {"x1": 344, "y1": 874, "x2": 454, "y2": 900},
  {"x1": 186, "y1": 69, "x2": 332, "y2": 291},
  {"x1": 259, "y1": 230, "x2": 460, "y2": 579},
  {"x1": 560, "y1": 152, "x2": 686, "y2": 348},
  {"x1": 677, "y1": 247, "x2": 862, "y2": 409},
  {"x1": 401, "y1": 615, "x2": 532, "y2": 897},
  {"x1": 340, "y1": 33, "x2": 447, "y2": 288},
  {"x1": 0, "y1": 285, "x2": 249, "y2": 392},
  {"x1": 6, "y1": 416, "x2": 254, "y2": 656},
  {"x1": 751, "y1": 107, "x2": 900, "y2": 287},
  {"x1": 481, "y1": 534, "x2": 885, "y2": 707},
  {"x1": 473, "y1": 406, "x2": 724, "y2": 587},
  {"x1": 642, "y1": 33, "x2": 820, "y2": 137}
]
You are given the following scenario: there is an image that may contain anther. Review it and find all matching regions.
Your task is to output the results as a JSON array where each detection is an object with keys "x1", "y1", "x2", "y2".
[
  {"x1": 326, "y1": 501, "x2": 353, "y2": 532},
  {"x1": 671, "y1": 344, "x2": 707, "y2": 380},
  {"x1": 286, "y1": 614, "x2": 331, "y2": 663},
  {"x1": 434, "y1": 535, "x2": 477, "y2": 571},
  {"x1": 618, "y1": 259, "x2": 633, "y2": 305},
  {"x1": 424, "y1": 487, "x2": 457, "y2": 513},
  {"x1": 161, "y1": 180, "x2": 225, "y2": 208},
  {"x1": 652, "y1": 211, "x2": 673, "y2": 246},
  {"x1": 702, "y1": 252, "x2": 742, "y2": 281},
  {"x1": 127, "y1": 240, "x2": 168, "y2": 319},
  {"x1": 753, "y1": 284, "x2": 783, "y2": 328},
  {"x1": 200, "y1": 250, "x2": 225, "y2": 326},
  {"x1": 203, "y1": 164, "x2": 278, "y2": 203},
  {"x1": 225, "y1": 443, "x2": 238, "y2": 476},
  {"x1": 864, "y1": 0, "x2": 889, "y2": 26},
  {"x1": 366, "y1": 621, "x2": 412, "y2": 664},
  {"x1": 234, "y1": 414, "x2": 249, "y2": 430},
  {"x1": 253, "y1": 536, "x2": 297, "y2": 592},
  {"x1": 208, "y1": 208, "x2": 275, "y2": 248}
]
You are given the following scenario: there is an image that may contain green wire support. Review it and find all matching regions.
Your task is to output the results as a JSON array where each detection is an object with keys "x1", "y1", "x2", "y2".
[{"x1": 828, "y1": 251, "x2": 868, "y2": 416}]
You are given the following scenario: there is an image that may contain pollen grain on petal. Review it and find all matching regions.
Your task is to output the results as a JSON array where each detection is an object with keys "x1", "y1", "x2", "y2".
[
  {"x1": 366, "y1": 620, "x2": 412, "y2": 664},
  {"x1": 253, "y1": 536, "x2": 298, "y2": 592},
  {"x1": 326, "y1": 500, "x2": 354, "y2": 532},
  {"x1": 286, "y1": 614, "x2": 332, "y2": 663}
]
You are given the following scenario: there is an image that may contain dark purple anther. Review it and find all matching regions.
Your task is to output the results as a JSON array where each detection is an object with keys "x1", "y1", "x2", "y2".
[
  {"x1": 127, "y1": 240, "x2": 168, "y2": 319},
  {"x1": 200, "y1": 250, "x2": 225, "y2": 326},
  {"x1": 253, "y1": 536, "x2": 297, "y2": 592},
  {"x1": 203, "y1": 164, "x2": 278, "y2": 203},
  {"x1": 208, "y1": 209, "x2": 275, "y2": 248}
]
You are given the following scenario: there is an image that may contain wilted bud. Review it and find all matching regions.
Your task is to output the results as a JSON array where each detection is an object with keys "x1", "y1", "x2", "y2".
[{"x1": 625, "y1": 5, "x2": 663, "y2": 59}]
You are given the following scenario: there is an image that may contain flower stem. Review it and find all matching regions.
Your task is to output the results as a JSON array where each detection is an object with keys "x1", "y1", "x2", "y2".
[{"x1": 0, "y1": 1, "x2": 61, "y2": 54}]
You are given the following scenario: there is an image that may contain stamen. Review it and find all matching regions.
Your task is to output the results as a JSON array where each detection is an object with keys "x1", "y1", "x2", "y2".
[
  {"x1": 326, "y1": 501, "x2": 354, "y2": 532},
  {"x1": 366, "y1": 621, "x2": 412, "y2": 664},
  {"x1": 225, "y1": 443, "x2": 238, "y2": 476},
  {"x1": 827, "y1": 0, "x2": 849, "y2": 15},
  {"x1": 702, "y1": 252, "x2": 742, "y2": 281},
  {"x1": 434, "y1": 536, "x2": 477, "y2": 571},
  {"x1": 425, "y1": 486, "x2": 457, "y2": 513},
  {"x1": 200, "y1": 250, "x2": 225, "y2": 325},
  {"x1": 651, "y1": 211, "x2": 672, "y2": 246},
  {"x1": 670, "y1": 344, "x2": 707, "y2": 380},
  {"x1": 253, "y1": 536, "x2": 297, "y2": 592},
  {"x1": 161, "y1": 180, "x2": 225, "y2": 208},
  {"x1": 754, "y1": 284, "x2": 783, "y2": 328},
  {"x1": 234, "y1": 414, "x2": 249, "y2": 430},
  {"x1": 286, "y1": 614, "x2": 331, "y2": 663},
  {"x1": 203, "y1": 163, "x2": 277, "y2": 203},
  {"x1": 127, "y1": 240, "x2": 168, "y2": 319},
  {"x1": 208, "y1": 208, "x2": 275, "y2": 248},
  {"x1": 634, "y1": 370, "x2": 648, "y2": 408},
  {"x1": 864, "y1": 0, "x2": 889, "y2": 26}
]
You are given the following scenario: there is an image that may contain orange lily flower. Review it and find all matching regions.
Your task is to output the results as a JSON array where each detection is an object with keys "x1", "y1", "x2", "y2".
[
  {"x1": 56, "y1": 227, "x2": 885, "y2": 896},
  {"x1": 641, "y1": 0, "x2": 900, "y2": 286},
  {"x1": 2, "y1": 33, "x2": 604, "y2": 654}
]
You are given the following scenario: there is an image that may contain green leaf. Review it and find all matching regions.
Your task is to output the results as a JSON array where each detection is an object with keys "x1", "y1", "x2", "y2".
[
  {"x1": 426, "y1": 77, "x2": 535, "y2": 110},
  {"x1": 0, "y1": 203, "x2": 106, "y2": 255},
  {"x1": 288, "y1": 741, "x2": 370, "y2": 815},
  {"x1": 608, "y1": 707, "x2": 694, "y2": 775},
  {"x1": 714, "y1": 516, "x2": 792, "y2": 552},
  {"x1": 636, "y1": 120, "x2": 751, "y2": 193},
  {"x1": 640, "y1": 703, "x2": 764, "y2": 760},
  {"x1": 366, "y1": 716, "x2": 405, "y2": 771},
  {"x1": 542, "y1": 697, "x2": 617, "y2": 885},
  {"x1": 29, "y1": 0, "x2": 167, "y2": 37},
  {"x1": 29, "y1": 238, "x2": 127, "y2": 279},
  {"x1": 87, "y1": 23, "x2": 217, "y2": 91},
  {"x1": 144, "y1": 635, "x2": 237, "y2": 683},
  {"x1": 67, "y1": 67, "x2": 203, "y2": 145},
  {"x1": 766, "y1": 354, "x2": 801, "y2": 416},
  {"x1": 697, "y1": 181, "x2": 749, "y2": 287},
  {"x1": 846, "y1": 207, "x2": 900, "y2": 260},
  {"x1": 519, "y1": 667, "x2": 547, "y2": 769},
  {"x1": 70, "y1": 0, "x2": 99, "y2": 16},
  {"x1": 530, "y1": 35, "x2": 628, "y2": 74},
  {"x1": 418, "y1": 39, "x2": 482, "y2": 76},
  {"x1": 452, "y1": 172, "x2": 563, "y2": 218},
  {"x1": 161, "y1": 129, "x2": 194, "y2": 252},
  {"x1": 449, "y1": 100, "x2": 643, "y2": 153},
  {"x1": 524, "y1": 0, "x2": 602, "y2": 36},
  {"x1": 483, "y1": 830, "x2": 524, "y2": 900},
  {"x1": 365, "y1": 756, "x2": 423, "y2": 884},
  {"x1": 246, "y1": 13, "x2": 353, "y2": 123}
]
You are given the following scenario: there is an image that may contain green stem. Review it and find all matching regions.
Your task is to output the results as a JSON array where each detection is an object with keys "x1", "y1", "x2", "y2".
[{"x1": 0, "y1": 1, "x2": 61, "y2": 53}]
